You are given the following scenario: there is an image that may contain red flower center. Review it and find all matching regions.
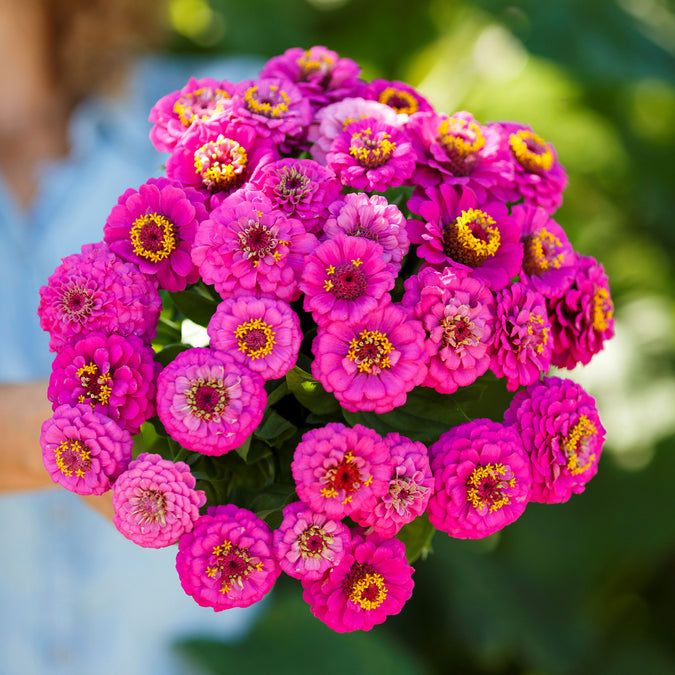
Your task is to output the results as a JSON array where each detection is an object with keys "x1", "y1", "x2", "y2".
[
  {"x1": 325, "y1": 262, "x2": 367, "y2": 301},
  {"x1": 186, "y1": 378, "x2": 229, "y2": 420},
  {"x1": 205, "y1": 539, "x2": 264, "y2": 596}
]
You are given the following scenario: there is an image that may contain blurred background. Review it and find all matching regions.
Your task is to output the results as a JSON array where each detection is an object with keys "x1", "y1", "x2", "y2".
[
  {"x1": 161, "y1": 1, "x2": 675, "y2": 673},
  {"x1": 3, "y1": 0, "x2": 674, "y2": 672}
]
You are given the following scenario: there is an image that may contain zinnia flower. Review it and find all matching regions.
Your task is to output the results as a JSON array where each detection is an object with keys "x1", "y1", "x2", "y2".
[
  {"x1": 504, "y1": 376, "x2": 606, "y2": 503},
  {"x1": 176, "y1": 504, "x2": 280, "y2": 611},
  {"x1": 363, "y1": 79, "x2": 434, "y2": 116},
  {"x1": 272, "y1": 501, "x2": 351, "y2": 580},
  {"x1": 301, "y1": 532, "x2": 414, "y2": 633},
  {"x1": 156, "y1": 347, "x2": 266, "y2": 456},
  {"x1": 40, "y1": 403, "x2": 132, "y2": 495},
  {"x1": 426, "y1": 419, "x2": 532, "y2": 539},
  {"x1": 112, "y1": 453, "x2": 207, "y2": 548}
]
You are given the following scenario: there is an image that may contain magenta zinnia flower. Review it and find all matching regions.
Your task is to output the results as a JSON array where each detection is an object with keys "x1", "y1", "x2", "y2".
[
  {"x1": 513, "y1": 204, "x2": 577, "y2": 299},
  {"x1": 427, "y1": 419, "x2": 532, "y2": 539},
  {"x1": 191, "y1": 190, "x2": 318, "y2": 302},
  {"x1": 300, "y1": 234, "x2": 395, "y2": 326},
  {"x1": 176, "y1": 504, "x2": 280, "y2": 611},
  {"x1": 402, "y1": 267, "x2": 496, "y2": 394},
  {"x1": 156, "y1": 347, "x2": 266, "y2": 456},
  {"x1": 272, "y1": 501, "x2": 351, "y2": 581},
  {"x1": 322, "y1": 192, "x2": 409, "y2": 273},
  {"x1": 112, "y1": 453, "x2": 206, "y2": 548},
  {"x1": 490, "y1": 282, "x2": 552, "y2": 391},
  {"x1": 249, "y1": 158, "x2": 342, "y2": 234},
  {"x1": 149, "y1": 76, "x2": 237, "y2": 153},
  {"x1": 363, "y1": 79, "x2": 434, "y2": 116},
  {"x1": 301, "y1": 532, "x2": 414, "y2": 633},
  {"x1": 407, "y1": 184, "x2": 523, "y2": 291},
  {"x1": 351, "y1": 433, "x2": 433, "y2": 538},
  {"x1": 504, "y1": 376, "x2": 606, "y2": 503},
  {"x1": 311, "y1": 303, "x2": 427, "y2": 414},
  {"x1": 104, "y1": 177, "x2": 207, "y2": 292},
  {"x1": 291, "y1": 423, "x2": 392, "y2": 520},
  {"x1": 207, "y1": 295, "x2": 302, "y2": 380},
  {"x1": 547, "y1": 254, "x2": 614, "y2": 369},
  {"x1": 38, "y1": 241, "x2": 161, "y2": 353},
  {"x1": 48, "y1": 332, "x2": 158, "y2": 435},
  {"x1": 40, "y1": 403, "x2": 132, "y2": 495},
  {"x1": 326, "y1": 117, "x2": 414, "y2": 192}
]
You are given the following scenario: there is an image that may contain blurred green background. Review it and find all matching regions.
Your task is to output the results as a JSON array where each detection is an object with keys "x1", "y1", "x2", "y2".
[{"x1": 162, "y1": 1, "x2": 675, "y2": 672}]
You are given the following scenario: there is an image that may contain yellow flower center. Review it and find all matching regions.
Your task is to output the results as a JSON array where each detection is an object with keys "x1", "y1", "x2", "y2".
[
  {"x1": 244, "y1": 84, "x2": 290, "y2": 119},
  {"x1": 592, "y1": 288, "x2": 613, "y2": 332},
  {"x1": 130, "y1": 213, "x2": 176, "y2": 263},
  {"x1": 378, "y1": 87, "x2": 419, "y2": 115},
  {"x1": 466, "y1": 463, "x2": 515, "y2": 513},
  {"x1": 349, "y1": 127, "x2": 396, "y2": 168},
  {"x1": 509, "y1": 130, "x2": 553, "y2": 172},
  {"x1": 54, "y1": 439, "x2": 91, "y2": 478},
  {"x1": 194, "y1": 135, "x2": 248, "y2": 192},
  {"x1": 564, "y1": 415, "x2": 598, "y2": 475},
  {"x1": 346, "y1": 329, "x2": 395, "y2": 374},
  {"x1": 443, "y1": 208, "x2": 500, "y2": 267},
  {"x1": 438, "y1": 117, "x2": 485, "y2": 158},
  {"x1": 234, "y1": 318, "x2": 276, "y2": 359}
]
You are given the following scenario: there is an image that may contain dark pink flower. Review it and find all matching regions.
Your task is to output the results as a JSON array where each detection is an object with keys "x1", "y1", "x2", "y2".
[
  {"x1": 191, "y1": 190, "x2": 318, "y2": 302},
  {"x1": 323, "y1": 192, "x2": 409, "y2": 273},
  {"x1": 402, "y1": 267, "x2": 495, "y2": 394},
  {"x1": 492, "y1": 121, "x2": 568, "y2": 214},
  {"x1": 207, "y1": 295, "x2": 302, "y2": 380},
  {"x1": 301, "y1": 532, "x2": 414, "y2": 633},
  {"x1": 351, "y1": 433, "x2": 433, "y2": 538},
  {"x1": 513, "y1": 204, "x2": 577, "y2": 299},
  {"x1": 291, "y1": 423, "x2": 392, "y2": 520},
  {"x1": 326, "y1": 117, "x2": 414, "y2": 192},
  {"x1": 272, "y1": 501, "x2": 351, "y2": 580},
  {"x1": 104, "y1": 177, "x2": 207, "y2": 292},
  {"x1": 300, "y1": 234, "x2": 395, "y2": 326},
  {"x1": 156, "y1": 347, "x2": 266, "y2": 456},
  {"x1": 547, "y1": 255, "x2": 615, "y2": 369},
  {"x1": 176, "y1": 504, "x2": 280, "y2": 611},
  {"x1": 311, "y1": 303, "x2": 427, "y2": 414},
  {"x1": 112, "y1": 453, "x2": 206, "y2": 548},
  {"x1": 37, "y1": 241, "x2": 161, "y2": 353},
  {"x1": 149, "y1": 76, "x2": 237, "y2": 153},
  {"x1": 363, "y1": 79, "x2": 434, "y2": 116},
  {"x1": 426, "y1": 419, "x2": 531, "y2": 539},
  {"x1": 48, "y1": 332, "x2": 158, "y2": 435},
  {"x1": 407, "y1": 184, "x2": 523, "y2": 291},
  {"x1": 504, "y1": 376, "x2": 606, "y2": 503},
  {"x1": 260, "y1": 46, "x2": 363, "y2": 112},
  {"x1": 490, "y1": 282, "x2": 552, "y2": 392},
  {"x1": 249, "y1": 158, "x2": 342, "y2": 234},
  {"x1": 40, "y1": 403, "x2": 132, "y2": 495}
]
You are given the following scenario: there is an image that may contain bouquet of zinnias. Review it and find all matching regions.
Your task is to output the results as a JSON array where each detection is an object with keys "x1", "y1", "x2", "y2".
[{"x1": 37, "y1": 46, "x2": 614, "y2": 633}]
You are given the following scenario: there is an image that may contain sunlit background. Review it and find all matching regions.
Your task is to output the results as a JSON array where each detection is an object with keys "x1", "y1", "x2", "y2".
[{"x1": 138, "y1": 0, "x2": 675, "y2": 671}]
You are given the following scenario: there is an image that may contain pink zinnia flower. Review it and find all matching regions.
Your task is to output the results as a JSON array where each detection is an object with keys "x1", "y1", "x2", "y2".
[
  {"x1": 249, "y1": 158, "x2": 342, "y2": 234},
  {"x1": 191, "y1": 190, "x2": 318, "y2": 302},
  {"x1": 301, "y1": 532, "x2": 414, "y2": 633},
  {"x1": 272, "y1": 501, "x2": 351, "y2": 580},
  {"x1": 177, "y1": 504, "x2": 280, "y2": 611},
  {"x1": 513, "y1": 204, "x2": 577, "y2": 299},
  {"x1": 104, "y1": 177, "x2": 207, "y2": 292},
  {"x1": 291, "y1": 423, "x2": 392, "y2": 520},
  {"x1": 407, "y1": 184, "x2": 523, "y2": 291},
  {"x1": 149, "y1": 76, "x2": 237, "y2": 153},
  {"x1": 492, "y1": 121, "x2": 568, "y2": 214},
  {"x1": 311, "y1": 303, "x2": 428, "y2": 414},
  {"x1": 351, "y1": 433, "x2": 433, "y2": 538},
  {"x1": 112, "y1": 453, "x2": 206, "y2": 548},
  {"x1": 547, "y1": 254, "x2": 615, "y2": 369},
  {"x1": 48, "y1": 332, "x2": 158, "y2": 435},
  {"x1": 363, "y1": 79, "x2": 434, "y2": 116},
  {"x1": 156, "y1": 347, "x2": 266, "y2": 456},
  {"x1": 260, "y1": 46, "x2": 363, "y2": 112},
  {"x1": 490, "y1": 282, "x2": 552, "y2": 392},
  {"x1": 207, "y1": 295, "x2": 302, "y2": 380},
  {"x1": 40, "y1": 403, "x2": 132, "y2": 495},
  {"x1": 326, "y1": 117, "x2": 414, "y2": 192},
  {"x1": 406, "y1": 111, "x2": 514, "y2": 203},
  {"x1": 427, "y1": 419, "x2": 532, "y2": 539},
  {"x1": 165, "y1": 116, "x2": 278, "y2": 210},
  {"x1": 300, "y1": 234, "x2": 395, "y2": 326},
  {"x1": 38, "y1": 241, "x2": 161, "y2": 353},
  {"x1": 402, "y1": 267, "x2": 495, "y2": 394},
  {"x1": 323, "y1": 192, "x2": 409, "y2": 273},
  {"x1": 504, "y1": 376, "x2": 606, "y2": 503}
]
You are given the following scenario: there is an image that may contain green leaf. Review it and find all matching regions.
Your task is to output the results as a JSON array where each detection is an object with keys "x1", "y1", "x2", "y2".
[
  {"x1": 397, "y1": 513, "x2": 435, "y2": 564},
  {"x1": 154, "y1": 342, "x2": 192, "y2": 367},
  {"x1": 285, "y1": 365, "x2": 340, "y2": 416},
  {"x1": 254, "y1": 410, "x2": 298, "y2": 450},
  {"x1": 169, "y1": 288, "x2": 219, "y2": 327}
]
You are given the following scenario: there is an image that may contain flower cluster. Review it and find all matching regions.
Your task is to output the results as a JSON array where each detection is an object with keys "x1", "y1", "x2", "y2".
[{"x1": 36, "y1": 45, "x2": 614, "y2": 633}]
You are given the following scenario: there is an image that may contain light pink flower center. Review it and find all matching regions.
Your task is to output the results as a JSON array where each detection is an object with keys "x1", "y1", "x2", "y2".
[
  {"x1": 386, "y1": 476, "x2": 428, "y2": 516},
  {"x1": 54, "y1": 439, "x2": 91, "y2": 478},
  {"x1": 174, "y1": 87, "x2": 231, "y2": 127},
  {"x1": 61, "y1": 285, "x2": 94, "y2": 322},
  {"x1": 186, "y1": 378, "x2": 229, "y2": 420},
  {"x1": 131, "y1": 489, "x2": 167, "y2": 527},
  {"x1": 276, "y1": 167, "x2": 311, "y2": 204},
  {"x1": 205, "y1": 539, "x2": 264, "y2": 595}
]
